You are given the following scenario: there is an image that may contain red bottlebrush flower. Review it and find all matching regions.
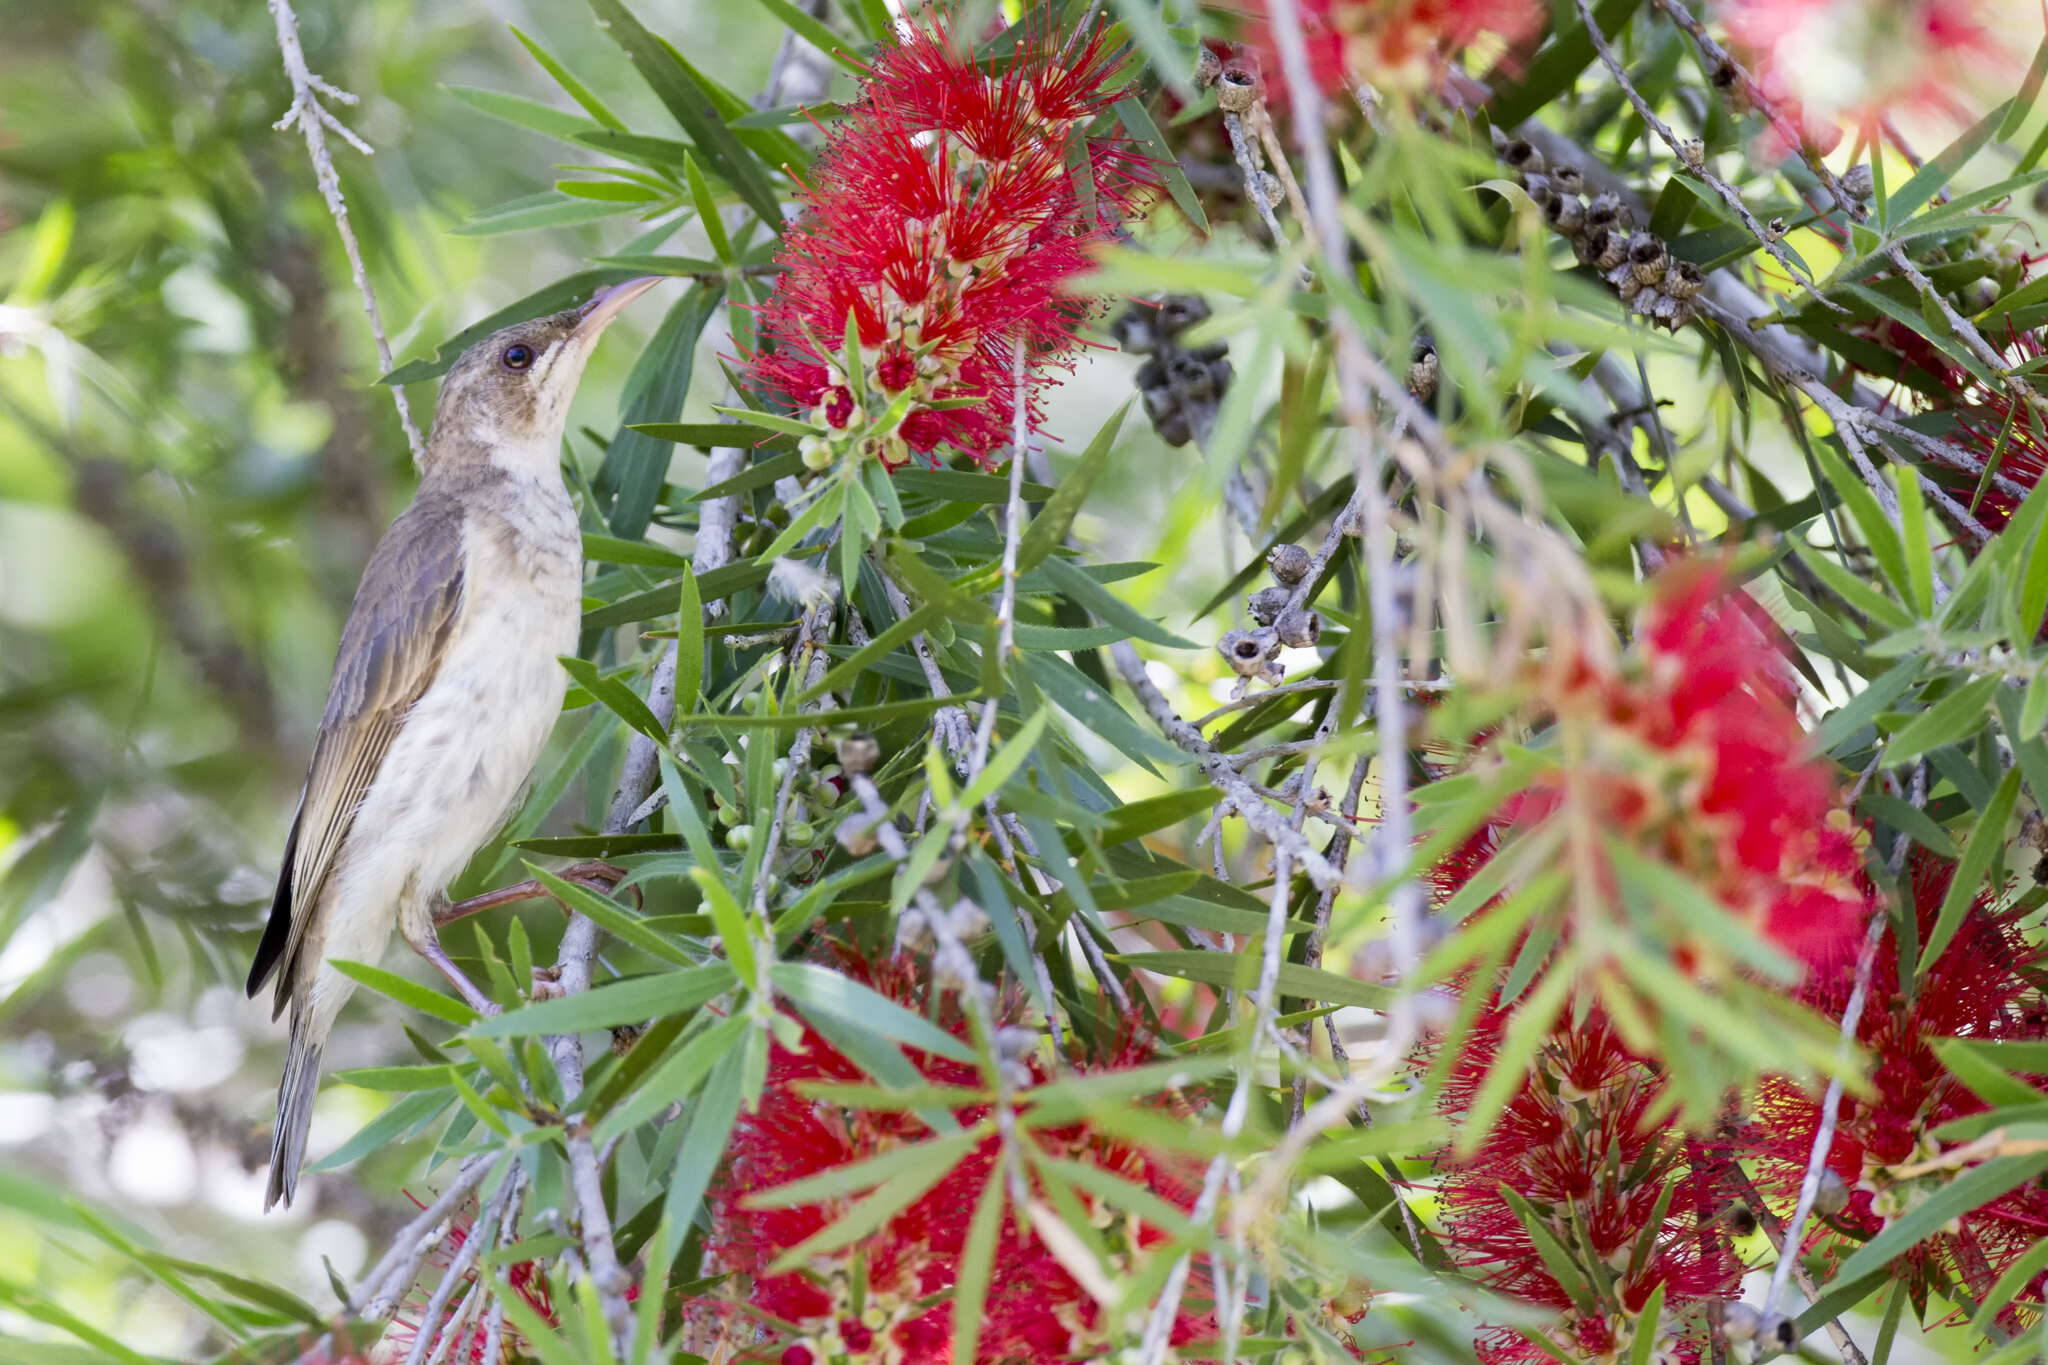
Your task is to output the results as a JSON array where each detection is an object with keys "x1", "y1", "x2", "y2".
[
  {"x1": 1737, "y1": 852, "x2": 2048, "y2": 1331},
  {"x1": 1709, "y1": 0, "x2": 2011, "y2": 156},
  {"x1": 1441, "y1": 561, "x2": 1874, "y2": 977},
  {"x1": 381, "y1": 1190, "x2": 590, "y2": 1363},
  {"x1": 1436, "y1": 1005, "x2": 1742, "y2": 1364},
  {"x1": 706, "y1": 953, "x2": 1212, "y2": 1363},
  {"x1": 745, "y1": 13, "x2": 1157, "y2": 471},
  {"x1": 1234, "y1": 0, "x2": 1542, "y2": 101}
]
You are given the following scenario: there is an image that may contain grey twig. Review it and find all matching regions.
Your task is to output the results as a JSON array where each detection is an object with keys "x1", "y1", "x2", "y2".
[
  {"x1": 264, "y1": 0, "x2": 424, "y2": 463},
  {"x1": 1759, "y1": 911, "x2": 1888, "y2": 1345},
  {"x1": 355, "y1": 1153, "x2": 500, "y2": 1321},
  {"x1": 403, "y1": 1165, "x2": 519, "y2": 1365}
]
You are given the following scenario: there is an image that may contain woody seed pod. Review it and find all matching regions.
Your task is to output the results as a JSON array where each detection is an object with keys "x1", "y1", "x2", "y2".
[
  {"x1": 1219, "y1": 627, "x2": 1280, "y2": 677},
  {"x1": 1268, "y1": 543, "x2": 1313, "y2": 585},
  {"x1": 1593, "y1": 229, "x2": 1629, "y2": 272},
  {"x1": 1217, "y1": 66, "x2": 1260, "y2": 113},
  {"x1": 1502, "y1": 138, "x2": 1545, "y2": 177},
  {"x1": 1521, "y1": 173, "x2": 1555, "y2": 209},
  {"x1": 1275, "y1": 609, "x2": 1321, "y2": 648},
  {"x1": 1194, "y1": 45, "x2": 1223, "y2": 89},
  {"x1": 1406, "y1": 350, "x2": 1440, "y2": 402},
  {"x1": 1247, "y1": 585, "x2": 1292, "y2": 626},
  {"x1": 1546, "y1": 193, "x2": 1585, "y2": 234},
  {"x1": 1552, "y1": 164, "x2": 1584, "y2": 194},
  {"x1": 1158, "y1": 294, "x2": 1211, "y2": 337},
  {"x1": 1840, "y1": 163, "x2": 1875, "y2": 202},
  {"x1": 1170, "y1": 353, "x2": 1222, "y2": 403},
  {"x1": 1627, "y1": 232, "x2": 1668, "y2": 286},
  {"x1": 1662, "y1": 259, "x2": 1705, "y2": 300},
  {"x1": 1584, "y1": 193, "x2": 1623, "y2": 232},
  {"x1": 1813, "y1": 1166, "x2": 1850, "y2": 1217}
]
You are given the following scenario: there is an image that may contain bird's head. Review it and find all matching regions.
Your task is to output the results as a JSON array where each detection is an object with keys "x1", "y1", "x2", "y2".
[{"x1": 425, "y1": 276, "x2": 662, "y2": 476}]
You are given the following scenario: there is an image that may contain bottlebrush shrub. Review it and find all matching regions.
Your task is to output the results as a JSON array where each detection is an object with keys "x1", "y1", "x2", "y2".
[
  {"x1": 745, "y1": 18, "x2": 1157, "y2": 473},
  {"x1": 1434, "y1": 1003, "x2": 1741, "y2": 1365},
  {"x1": 704, "y1": 954, "x2": 1212, "y2": 1363},
  {"x1": 1736, "y1": 853, "x2": 2048, "y2": 1330}
]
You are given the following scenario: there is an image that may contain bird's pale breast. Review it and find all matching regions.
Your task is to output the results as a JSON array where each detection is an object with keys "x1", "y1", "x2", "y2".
[{"x1": 304, "y1": 480, "x2": 580, "y2": 1024}]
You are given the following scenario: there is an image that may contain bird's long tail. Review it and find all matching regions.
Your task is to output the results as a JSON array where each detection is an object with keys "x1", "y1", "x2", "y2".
[{"x1": 265, "y1": 1012, "x2": 324, "y2": 1211}]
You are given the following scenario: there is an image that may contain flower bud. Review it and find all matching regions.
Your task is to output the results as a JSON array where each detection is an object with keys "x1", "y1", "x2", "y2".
[
  {"x1": 785, "y1": 820, "x2": 816, "y2": 847},
  {"x1": 1275, "y1": 609, "x2": 1322, "y2": 649},
  {"x1": 1268, "y1": 543, "x2": 1313, "y2": 585},
  {"x1": 800, "y1": 435, "x2": 834, "y2": 471}
]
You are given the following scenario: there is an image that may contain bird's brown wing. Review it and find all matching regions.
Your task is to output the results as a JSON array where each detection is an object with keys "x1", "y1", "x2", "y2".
[{"x1": 246, "y1": 490, "x2": 468, "y2": 1016}]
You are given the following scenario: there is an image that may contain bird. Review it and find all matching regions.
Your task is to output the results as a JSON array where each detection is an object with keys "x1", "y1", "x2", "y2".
[{"x1": 245, "y1": 277, "x2": 661, "y2": 1210}]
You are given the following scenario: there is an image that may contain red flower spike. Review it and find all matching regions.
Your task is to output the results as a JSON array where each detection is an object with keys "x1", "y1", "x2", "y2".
[
  {"x1": 1737, "y1": 852, "x2": 2048, "y2": 1332},
  {"x1": 745, "y1": 14, "x2": 1158, "y2": 471},
  {"x1": 705, "y1": 952, "x2": 1215, "y2": 1363},
  {"x1": 1438, "y1": 561, "x2": 1875, "y2": 978},
  {"x1": 1435, "y1": 1006, "x2": 1742, "y2": 1365}
]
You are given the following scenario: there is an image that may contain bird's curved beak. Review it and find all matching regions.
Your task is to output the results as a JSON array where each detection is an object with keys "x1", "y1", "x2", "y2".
[{"x1": 575, "y1": 276, "x2": 662, "y2": 339}]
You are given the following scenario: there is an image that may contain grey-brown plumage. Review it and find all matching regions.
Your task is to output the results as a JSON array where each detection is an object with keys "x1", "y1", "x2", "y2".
[{"x1": 247, "y1": 277, "x2": 659, "y2": 1209}]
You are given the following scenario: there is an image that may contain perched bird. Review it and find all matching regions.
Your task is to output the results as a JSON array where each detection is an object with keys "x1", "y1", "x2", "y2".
[{"x1": 246, "y1": 277, "x2": 660, "y2": 1210}]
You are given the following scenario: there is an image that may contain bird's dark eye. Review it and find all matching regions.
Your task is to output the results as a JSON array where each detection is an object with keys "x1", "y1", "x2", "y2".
[{"x1": 501, "y1": 343, "x2": 535, "y2": 371}]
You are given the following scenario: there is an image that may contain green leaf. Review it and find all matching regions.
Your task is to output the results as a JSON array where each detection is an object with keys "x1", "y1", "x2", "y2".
[
  {"x1": 1488, "y1": 0, "x2": 1635, "y2": 127},
  {"x1": 1497, "y1": 1185, "x2": 1597, "y2": 1315},
  {"x1": 583, "y1": 0, "x2": 786, "y2": 226},
  {"x1": 676, "y1": 566, "x2": 704, "y2": 718},
  {"x1": 745, "y1": 1125, "x2": 985, "y2": 1209},
  {"x1": 1015, "y1": 403, "x2": 1130, "y2": 574},
  {"x1": 1039, "y1": 555, "x2": 1196, "y2": 650},
  {"x1": 329, "y1": 960, "x2": 478, "y2": 1027},
  {"x1": 1114, "y1": 952, "x2": 1389, "y2": 1010},
  {"x1": 1114, "y1": 95, "x2": 1206, "y2": 232},
  {"x1": 1918, "y1": 766, "x2": 2020, "y2": 974},
  {"x1": 957, "y1": 709, "x2": 1050, "y2": 812},
  {"x1": 1817, "y1": 658, "x2": 1921, "y2": 752},
  {"x1": 693, "y1": 865, "x2": 758, "y2": 987},
  {"x1": 445, "y1": 86, "x2": 605, "y2": 143},
  {"x1": 529, "y1": 865, "x2": 698, "y2": 967},
  {"x1": 593, "y1": 1013, "x2": 747, "y2": 1141},
  {"x1": 448, "y1": 192, "x2": 641, "y2": 238},
  {"x1": 1886, "y1": 97, "x2": 2012, "y2": 229},
  {"x1": 951, "y1": 1171, "x2": 1007, "y2": 1365},
  {"x1": 1104, "y1": 0, "x2": 1194, "y2": 99},
  {"x1": 558, "y1": 656, "x2": 671, "y2": 744},
  {"x1": 1886, "y1": 674, "x2": 1999, "y2": 767},
  {"x1": 743, "y1": 0, "x2": 868, "y2": 75},
  {"x1": 767, "y1": 1157, "x2": 966, "y2": 1272},
  {"x1": 1971, "y1": 1235, "x2": 2048, "y2": 1336},
  {"x1": 473, "y1": 963, "x2": 735, "y2": 1036},
  {"x1": 306, "y1": 1091, "x2": 451, "y2": 1172},
  {"x1": 1834, "y1": 1150, "x2": 2048, "y2": 1283},
  {"x1": 663, "y1": 1046, "x2": 749, "y2": 1227},
  {"x1": 582, "y1": 534, "x2": 691, "y2": 570},
  {"x1": 771, "y1": 961, "x2": 977, "y2": 1063},
  {"x1": 511, "y1": 24, "x2": 627, "y2": 130},
  {"x1": 1894, "y1": 466, "x2": 1934, "y2": 615},
  {"x1": 1627, "y1": 1281, "x2": 1667, "y2": 1365}
]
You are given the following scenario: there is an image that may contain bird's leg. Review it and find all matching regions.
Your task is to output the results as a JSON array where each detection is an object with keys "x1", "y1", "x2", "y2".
[
  {"x1": 431, "y1": 860, "x2": 631, "y2": 927},
  {"x1": 403, "y1": 906, "x2": 502, "y2": 1017}
]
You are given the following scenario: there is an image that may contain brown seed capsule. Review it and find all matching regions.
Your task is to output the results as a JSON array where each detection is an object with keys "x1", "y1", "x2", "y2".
[
  {"x1": 1407, "y1": 352, "x2": 1440, "y2": 403},
  {"x1": 1268, "y1": 543, "x2": 1313, "y2": 585},
  {"x1": 1612, "y1": 269, "x2": 1643, "y2": 303},
  {"x1": 1194, "y1": 45, "x2": 1223, "y2": 89},
  {"x1": 1110, "y1": 308, "x2": 1157, "y2": 355},
  {"x1": 1546, "y1": 194, "x2": 1585, "y2": 235},
  {"x1": 1218, "y1": 627, "x2": 1281, "y2": 677},
  {"x1": 1663, "y1": 259, "x2": 1706, "y2": 300},
  {"x1": 836, "y1": 731, "x2": 880, "y2": 775},
  {"x1": 1217, "y1": 66, "x2": 1260, "y2": 113},
  {"x1": 1503, "y1": 138, "x2": 1545, "y2": 177},
  {"x1": 1552, "y1": 164, "x2": 1584, "y2": 194},
  {"x1": 1247, "y1": 585, "x2": 1292, "y2": 626},
  {"x1": 1275, "y1": 609, "x2": 1322, "y2": 649},
  {"x1": 610, "y1": 1023, "x2": 644, "y2": 1057},
  {"x1": 1584, "y1": 193, "x2": 1623, "y2": 232},
  {"x1": 1156, "y1": 408, "x2": 1193, "y2": 447},
  {"x1": 1170, "y1": 353, "x2": 1222, "y2": 403},
  {"x1": 1712, "y1": 57, "x2": 1740, "y2": 90},
  {"x1": 1594, "y1": 230, "x2": 1630, "y2": 273},
  {"x1": 1840, "y1": 164, "x2": 1875, "y2": 202},
  {"x1": 1521, "y1": 173, "x2": 1555, "y2": 208},
  {"x1": 1572, "y1": 225, "x2": 1608, "y2": 266},
  {"x1": 1158, "y1": 294, "x2": 1211, "y2": 337},
  {"x1": 1627, "y1": 232, "x2": 1668, "y2": 285}
]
